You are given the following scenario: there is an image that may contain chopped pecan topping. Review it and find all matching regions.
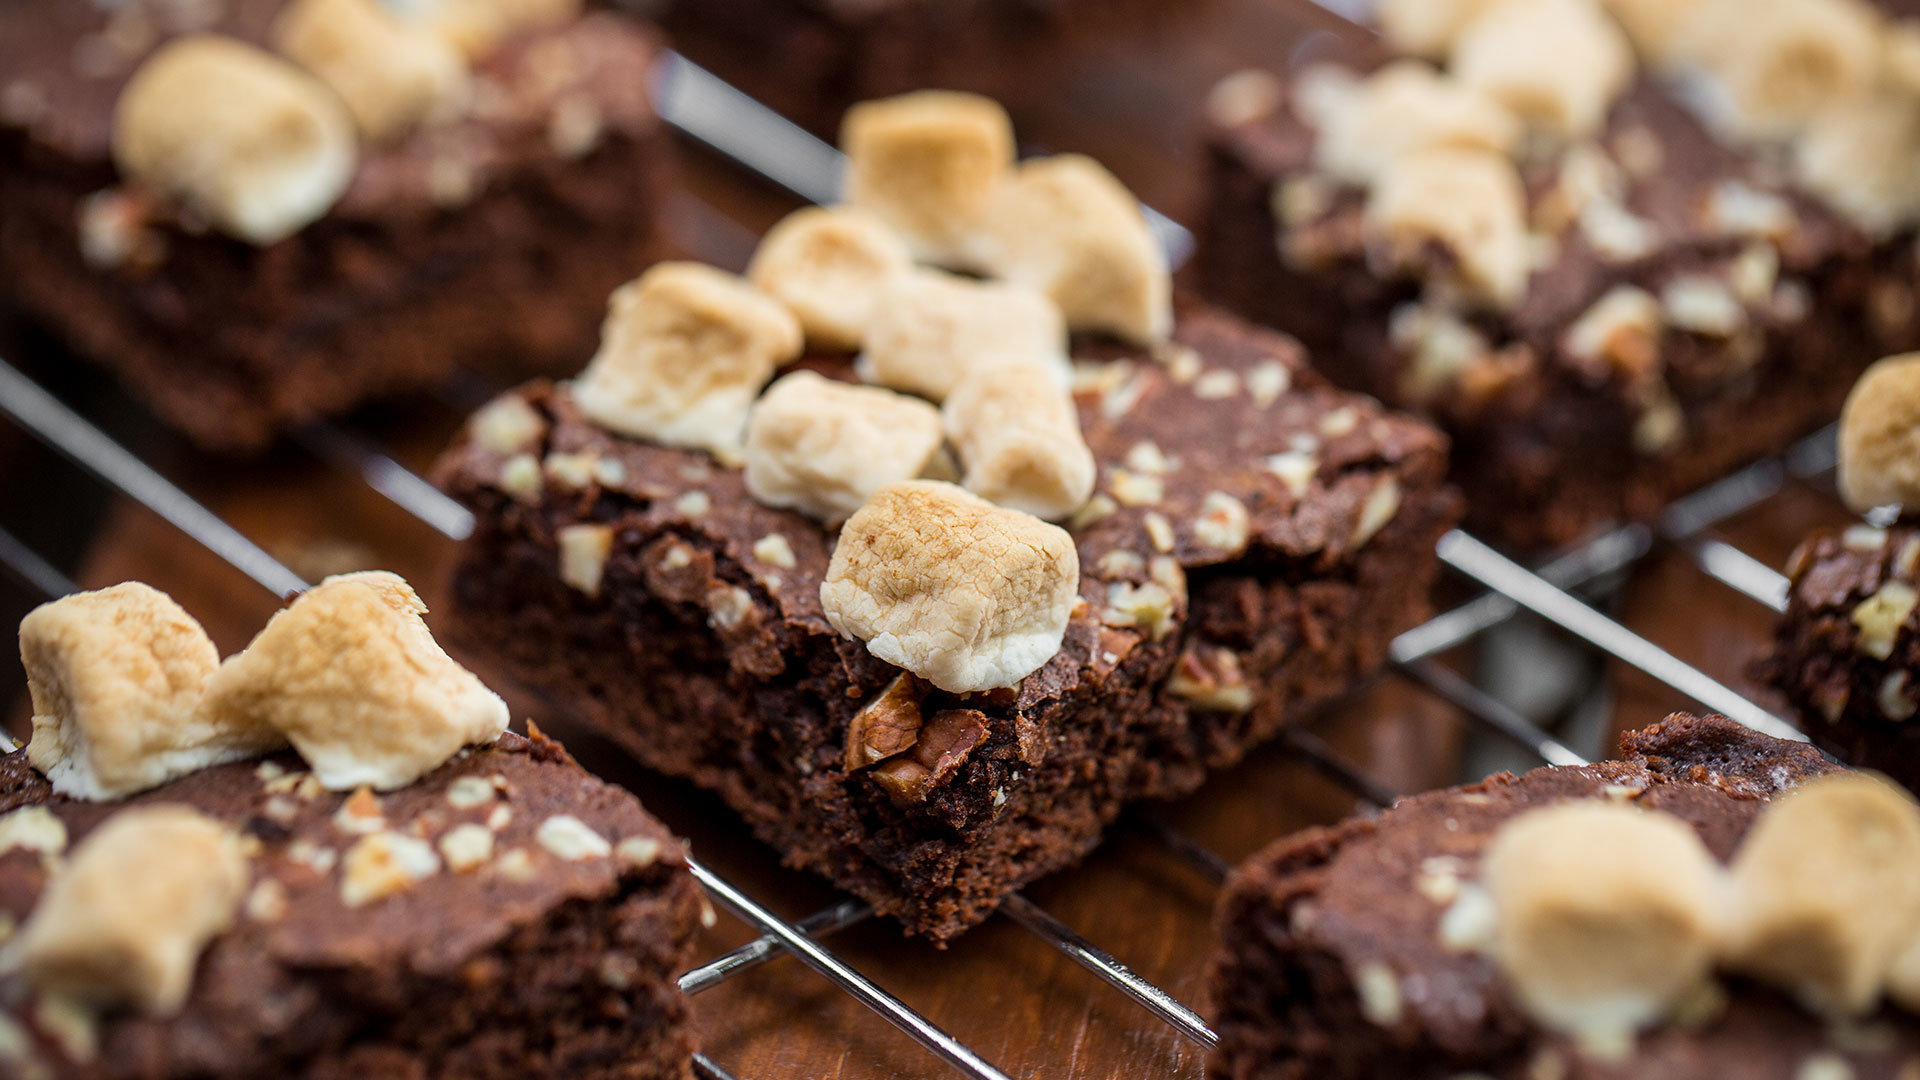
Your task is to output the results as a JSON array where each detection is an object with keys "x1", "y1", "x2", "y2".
[
  {"x1": 868, "y1": 708, "x2": 990, "y2": 806},
  {"x1": 844, "y1": 674, "x2": 927, "y2": 772}
]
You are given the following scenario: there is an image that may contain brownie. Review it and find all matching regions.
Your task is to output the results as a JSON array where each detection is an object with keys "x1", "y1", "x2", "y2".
[
  {"x1": 434, "y1": 296, "x2": 1462, "y2": 942},
  {"x1": 0, "y1": 1, "x2": 671, "y2": 450},
  {"x1": 0, "y1": 729, "x2": 704, "y2": 1080},
  {"x1": 1206, "y1": 712, "x2": 1885, "y2": 1080},
  {"x1": 1200, "y1": 73, "x2": 1912, "y2": 550}
]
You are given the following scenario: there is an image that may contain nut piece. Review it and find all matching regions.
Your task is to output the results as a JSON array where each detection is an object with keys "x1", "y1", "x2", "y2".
[
  {"x1": 11, "y1": 806, "x2": 247, "y2": 1015},
  {"x1": 1365, "y1": 146, "x2": 1530, "y2": 309},
  {"x1": 1452, "y1": 0, "x2": 1635, "y2": 140},
  {"x1": 859, "y1": 269, "x2": 1068, "y2": 403},
  {"x1": 844, "y1": 674, "x2": 925, "y2": 772},
  {"x1": 1314, "y1": 60, "x2": 1522, "y2": 185},
  {"x1": 979, "y1": 155, "x2": 1172, "y2": 345},
  {"x1": 1722, "y1": 773, "x2": 1920, "y2": 1015},
  {"x1": 21, "y1": 583, "x2": 281, "y2": 801},
  {"x1": 1838, "y1": 353, "x2": 1920, "y2": 513},
  {"x1": 112, "y1": 36, "x2": 357, "y2": 245},
  {"x1": 572, "y1": 263, "x2": 804, "y2": 456},
  {"x1": 747, "y1": 206, "x2": 914, "y2": 349},
  {"x1": 819, "y1": 481, "x2": 1079, "y2": 693},
  {"x1": 943, "y1": 361, "x2": 1096, "y2": 521},
  {"x1": 1793, "y1": 95, "x2": 1920, "y2": 237},
  {"x1": 840, "y1": 91, "x2": 1015, "y2": 267},
  {"x1": 272, "y1": 0, "x2": 470, "y2": 142},
  {"x1": 202, "y1": 572, "x2": 509, "y2": 791},
  {"x1": 1672, "y1": 0, "x2": 1882, "y2": 142},
  {"x1": 744, "y1": 370, "x2": 947, "y2": 524},
  {"x1": 1377, "y1": 0, "x2": 1512, "y2": 56},
  {"x1": 1483, "y1": 801, "x2": 1724, "y2": 1043}
]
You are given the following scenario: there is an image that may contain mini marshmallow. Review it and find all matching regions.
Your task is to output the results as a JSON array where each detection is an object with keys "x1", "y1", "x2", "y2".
[
  {"x1": 1600, "y1": 0, "x2": 1710, "y2": 63},
  {"x1": 744, "y1": 371, "x2": 947, "y2": 523},
  {"x1": 859, "y1": 268, "x2": 1068, "y2": 403},
  {"x1": 572, "y1": 262, "x2": 803, "y2": 456},
  {"x1": 1313, "y1": 60, "x2": 1522, "y2": 185},
  {"x1": 820, "y1": 481, "x2": 1079, "y2": 693},
  {"x1": 978, "y1": 155, "x2": 1172, "y2": 344},
  {"x1": 1837, "y1": 353, "x2": 1920, "y2": 513},
  {"x1": 10, "y1": 805, "x2": 247, "y2": 1015},
  {"x1": 1483, "y1": 801, "x2": 1724, "y2": 1043},
  {"x1": 1451, "y1": 0, "x2": 1636, "y2": 141},
  {"x1": 1722, "y1": 773, "x2": 1920, "y2": 1015},
  {"x1": 392, "y1": 0, "x2": 583, "y2": 58},
  {"x1": 112, "y1": 35, "x2": 357, "y2": 245},
  {"x1": 944, "y1": 361, "x2": 1096, "y2": 522},
  {"x1": 202, "y1": 572, "x2": 508, "y2": 791},
  {"x1": 272, "y1": 0, "x2": 470, "y2": 142},
  {"x1": 1793, "y1": 94, "x2": 1920, "y2": 236},
  {"x1": 1672, "y1": 0, "x2": 1882, "y2": 142},
  {"x1": 747, "y1": 206, "x2": 914, "y2": 350},
  {"x1": 1377, "y1": 0, "x2": 1513, "y2": 57},
  {"x1": 1365, "y1": 147, "x2": 1530, "y2": 309},
  {"x1": 840, "y1": 91, "x2": 1015, "y2": 267},
  {"x1": 21, "y1": 583, "x2": 281, "y2": 802}
]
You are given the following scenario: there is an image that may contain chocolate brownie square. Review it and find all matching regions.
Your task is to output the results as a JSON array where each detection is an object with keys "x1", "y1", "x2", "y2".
[{"x1": 0, "y1": 0, "x2": 671, "y2": 450}]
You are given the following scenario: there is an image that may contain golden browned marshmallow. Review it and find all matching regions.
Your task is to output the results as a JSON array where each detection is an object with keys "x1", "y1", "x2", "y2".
[
  {"x1": 1837, "y1": 353, "x2": 1920, "y2": 512},
  {"x1": 840, "y1": 91, "x2": 1015, "y2": 267},
  {"x1": 978, "y1": 155, "x2": 1172, "y2": 344},
  {"x1": 1600, "y1": 0, "x2": 1710, "y2": 63},
  {"x1": 272, "y1": 0, "x2": 470, "y2": 142},
  {"x1": 112, "y1": 36, "x2": 357, "y2": 245},
  {"x1": 1671, "y1": 0, "x2": 1882, "y2": 141},
  {"x1": 20, "y1": 583, "x2": 281, "y2": 802},
  {"x1": 743, "y1": 370, "x2": 947, "y2": 523},
  {"x1": 819, "y1": 481, "x2": 1079, "y2": 693},
  {"x1": 1312, "y1": 61, "x2": 1522, "y2": 185},
  {"x1": 1365, "y1": 146, "x2": 1530, "y2": 308},
  {"x1": 10, "y1": 805, "x2": 247, "y2": 1015},
  {"x1": 202, "y1": 572, "x2": 508, "y2": 791},
  {"x1": 1482, "y1": 801, "x2": 1724, "y2": 1041},
  {"x1": 1722, "y1": 773, "x2": 1920, "y2": 1015},
  {"x1": 1451, "y1": 0, "x2": 1636, "y2": 141},
  {"x1": 944, "y1": 361, "x2": 1096, "y2": 521},
  {"x1": 1792, "y1": 95, "x2": 1920, "y2": 236},
  {"x1": 746, "y1": 206, "x2": 914, "y2": 350},
  {"x1": 1377, "y1": 0, "x2": 1513, "y2": 57},
  {"x1": 395, "y1": 0, "x2": 583, "y2": 58},
  {"x1": 859, "y1": 268, "x2": 1068, "y2": 403},
  {"x1": 572, "y1": 262, "x2": 804, "y2": 456}
]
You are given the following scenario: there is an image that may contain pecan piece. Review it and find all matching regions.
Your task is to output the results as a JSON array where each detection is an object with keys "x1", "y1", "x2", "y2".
[
  {"x1": 869, "y1": 708, "x2": 989, "y2": 806},
  {"x1": 844, "y1": 674, "x2": 926, "y2": 772}
]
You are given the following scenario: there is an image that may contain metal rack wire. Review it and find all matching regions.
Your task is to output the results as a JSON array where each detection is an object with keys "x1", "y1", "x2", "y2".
[{"x1": 0, "y1": 49, "x2": 1848, "y2": 1080}]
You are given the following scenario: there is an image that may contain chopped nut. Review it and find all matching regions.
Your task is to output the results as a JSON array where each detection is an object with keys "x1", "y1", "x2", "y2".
[
  {"x1": 1193, "y1": 370, "x2": 1239, "y2": 399},
  {"x1": 572, "y1": 262, "x2": 803, "y2": 456},
  {"x1": 1125, "y1": 441, "x2": 1177, "y2": 475},
  {"x1": 1882, "y1": 672, "x2": 1919, "y2": 721},
  {"x1": 1313, "y1": 59, "x2": 1521, "y2": 184},
  {"x1": 820, "y1": 481, "x2": 1079, "y2": 693},
  {"x1": 341, "y1": 830, "x2": 440, "y2": 906},
  {"x1": 705, "y1": 585, "x2": 753, "y2": 631},
  {"x1": 944, "y1": 360, "x2": 1096, "y2": 521},
  {"x1": 1661, "y1": 276, "x2": 1746, "y2": 338},
  {"x1": 1366, "y1": 147, "x2": 1530, "y2": 309},
  {"x1": 1352, "y1": 478, "x2": 1402, "y2": 548},
  {"x1": 844, "y1": 674, "x2": 925, "y2": 772},
  {"x1": 1246, "y1": 361, "x2": 1292, "y2": 407},
  {"x1": 438, "y1": 822, "x2": 494, "y2": 872},
  {"x1": 203, "y1": 572, "x2": 509, "y2": 791},
  {"x1": 445, "y1": 774, "x2": 496, "y2": 809},
  {"x1": 1353, "y1": 960, "x2": 1404, "y2": 1027},
  {"x1": 1839, "y1": 353, "x2": 1920, "y2": 512},
  {"x1": 744, "y1": 370, "x2": 947, "y2": 523},
  {"x1": 1852, "y1": 581, "x2": 1918, "y2": 660},
  {"x1": 244, "y1": 878, "x2": 289, "y2": 922},
  {"x1": 1483, "y1": 801, "x2": 1723, "y2": 1043},
  {"x1": 1564, "y1": 286, "x2": 1662, "y2": 374},
  {"x1": 1102, "y1": 581, "x2": 1177, "y2": 641},
  {"x1": 747, "y1": 206, "x2": 914, "y2": 349},
  {"x1": 1729, "y1": 773, "x2": 1920, "y2": 1017},
  {"x1": 860, "y1": 268, "x2": 1067, "y2": 403},
  {"x1": 332, "y1": 785, "x2": 386, "y2": 834},
  {"x1": 616, "y1": 836, "x2": 662, "y2": 869},
  {"x1": 1708, "y1": 181, "x2": 1796, "y2": 240},
  {"x1": 497, "y1": 454, "x2": 542, "y2": 500},
  {"x1": 271, "y1": 0, "x2": 469, "y2": 141},
  {"x1": 543, "y1": 452, "x2": 596, "y2": 489},
  {"x1": 1205, "y1": 69, "x2": 1283, "y2": 127},
  {"x1": 12, "y1": 806, "x2": 247, "y2": 1014},
  {"x1": 867, "y1": 708, "x2": 988, "y2": 806},
  {"x1": 839, "y1": 89, "x2": 1013, "y2": 265},
  {"x1": 1109, "y1": 468, "x2": 1165, "y2": 507},
  {"x1": 556, "y1": 523, "x2": 614, "y2": 598},
  {"x1": 0, "y1": 807, "x2": 66, "y2": 859},
  {"x1": 1070, "y1": 493, "x2": 1119, "y2": 530},
  {"x1": 1143, "y1": 512, "x2": 1176, "y2": 554},
  {"x1": 112, "y1": 36, "x2": 356, "y2": 244},
  {"x1": 22, "y1": 582, "x2": 279, "y2": 801},
  {"x1": 536, "y1": 814, "x2": 611, "y2": 860},
  {"x1": 1166, "y1": 647, "x2": 1254, "y2": 711},
  {"x1": 469, "y1": 394, "x2": 546, "y2": 455},
  {"x1": 1451, "y1": 0, "x2": 1635, "y2": 140},
  {"x1": 753, "y1": 533, "x2": 798, "y2": 570},
  {"x1": 1195, "y1": 492, "x2": 1251, "y2": 554},
  {"x1": 1266, "y1": 450, "x2": 1319, "y2": 497}
]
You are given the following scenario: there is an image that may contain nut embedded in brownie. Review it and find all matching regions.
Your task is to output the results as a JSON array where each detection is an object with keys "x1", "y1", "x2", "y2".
[
  {"x1": 1198, "y1": 0, "x2": 1920, "y2": 550},
  {"x1": 0, "y1": 574, "x2": 703, "y2": 1080},
  {"x1": 0, "y1": 0, "x2": 671, "y2": 450},
  {"x1": 434, "y1": 91, "x2": 1463, "y2": 942},
  {"x1": 1206, "y1": 712, "x2": 1920, "y2": 1080}
]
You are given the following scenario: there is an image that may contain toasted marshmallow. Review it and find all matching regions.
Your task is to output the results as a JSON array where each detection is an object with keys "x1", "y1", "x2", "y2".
[
  {"x1": 747, "y1": 206, "x2": 914, "y2": 350},
  {"x1": 1451, "y1": 0, "x2": 1635, "y2": 141},
  {"x1": 1600, "y1": 0, "x2": 1711, "y2": 63},
  {"x1": 840, "y1": 91, "x2": 1015, "y2": 267},
  {"x1": 1483, "y1": 801, "x2": 1724, "y2": 1043},
  {"x1": 978, "y1": 155, "x2": 1172, "y2": 344},
  {"x1": 1838, "y1": 353, "x2": 1920, "y2": 513},
  {"x1": 272, "y1": 0, "x2": 470, "y2": 142},
  {"x1": 859, "y1": 269, "x2": 1068, "y2": 403},
  {"x1": 202, "y1": 572, "x2": 508, "y2": 791},
  {"x1": 744, "y1": 370, "x2": 947, "y2": 523},
  {"x1": 1722, "y1": 773, "x2": 1920, "y2": 1015},
  {"x1": 391, "y1": 0, "x2": 583, "y2": 58},
  {"x1": 944, "y1": 361, "x2": 1096, "y2": 521},
  {"x1": 21, "y1": 583, "x2": 281, "y2": 802},
  {"x1": 1313, "y1": 60, "x2": 1522, "y2": 185},
  {"x1": 820, "y1": 481, "x2": 1079, "y2": 693},
  {"x1": 10, "y1": 806, "x2": 247, "y2": 1015},
  {"x1": 1365, "y1": 146, "x2": 1530, "y2": 309},
  {"x1": 1378, "y1": 0, "x2": 1513, "y2": 57},
  {"x1": 112, "y1": 35, "x2": 356, "y2": 245},
  {"x1": 1793, "y1": 94, "x2": 1920, "y2": 236},
  {"x1": 572, "y1": 262, "x2": 803, "y2": 456},
  {"x1": 1672, "y1": 0, "x2": 1882, "y2": 142}
]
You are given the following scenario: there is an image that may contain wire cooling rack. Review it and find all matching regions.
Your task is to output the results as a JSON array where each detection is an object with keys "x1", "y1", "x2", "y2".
[{"x1": 0, "y1": 48, "x2": 1848, "y2": 1080}]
